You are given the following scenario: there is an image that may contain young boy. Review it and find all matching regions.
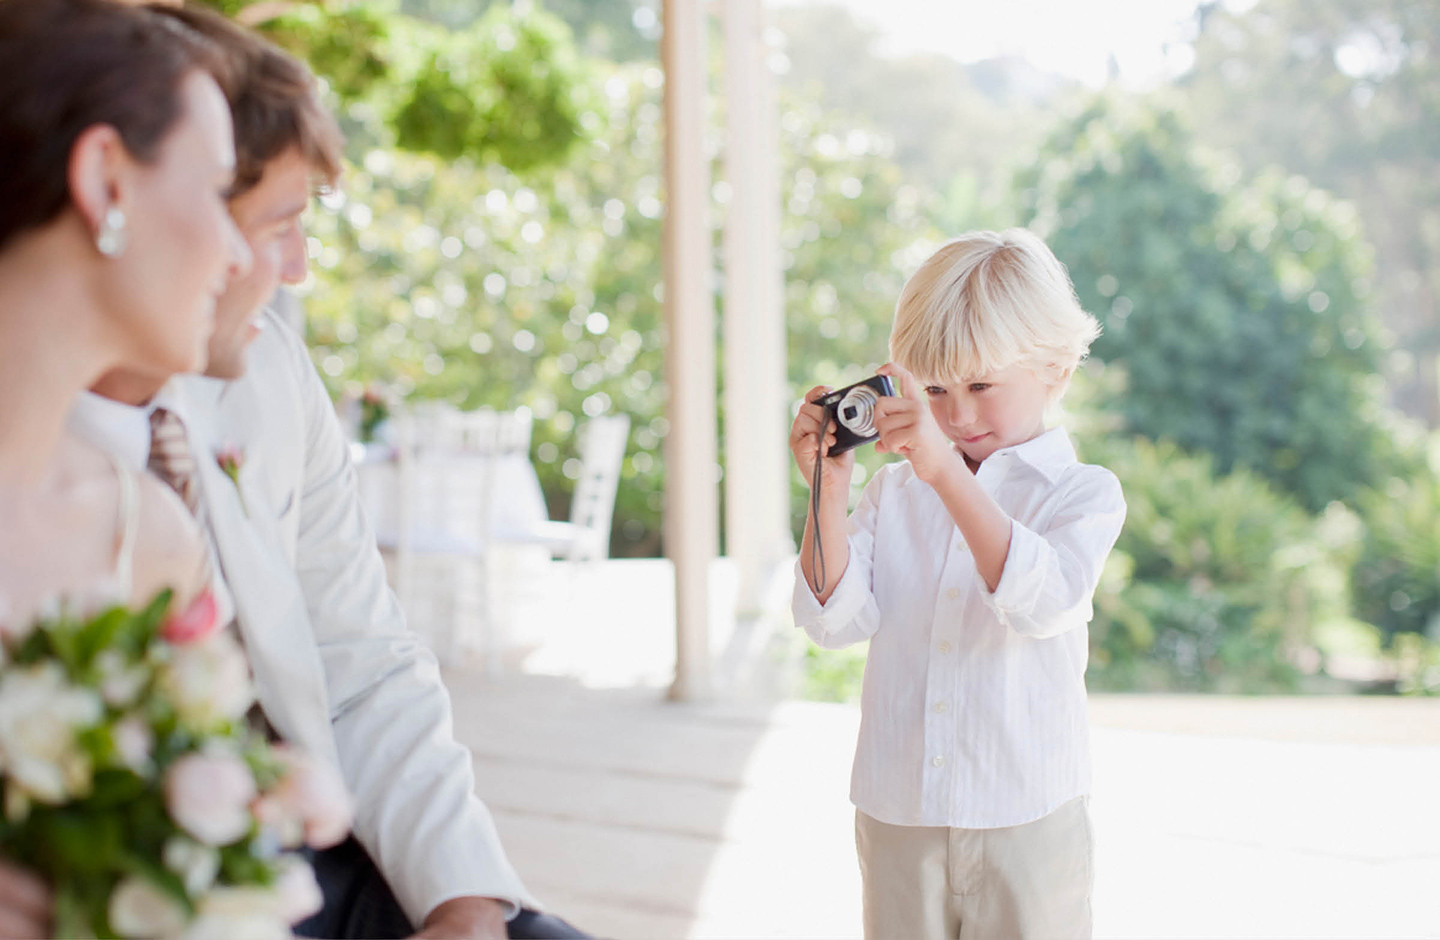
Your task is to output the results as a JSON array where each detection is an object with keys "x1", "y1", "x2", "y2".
[{"x1": 789, "y1": 229, "x2": 1126, "y2": 940}]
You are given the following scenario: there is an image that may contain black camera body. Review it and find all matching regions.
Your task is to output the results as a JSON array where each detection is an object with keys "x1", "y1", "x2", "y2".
[{"x1": 817, "y1": 374, "x2": 896, "y2": 456}]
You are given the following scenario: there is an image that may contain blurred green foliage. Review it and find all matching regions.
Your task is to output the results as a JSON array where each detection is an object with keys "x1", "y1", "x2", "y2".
[
  {"x1": 303, "y1": 64, "x2": 668, "y2": 552},
  {"x1": 801, "y1": 642, "x2": 869, "y2": 704},
  {"x1": 1016, "y1": 96, "x2": 1399, "y2": 511},
  {"x1": 201, "y1": 0, "x2": 587, "y2": 171},
  {"x1": 1352, "y1": 450, "x2": 1440, "y2": 646},
  {"x1": 1082, "y1": 436, "x2": 1358, "y2": 692},
  {"x1": 301, "y1": 61, "x2": 934, "y2": 555},
  {"x1": 1179, "y1": 0, "x2": 1440, "y2": 427}
]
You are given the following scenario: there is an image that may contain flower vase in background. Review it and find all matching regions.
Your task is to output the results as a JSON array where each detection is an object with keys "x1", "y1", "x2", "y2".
[
  {"x1": 0, "y1": 590, "x2": 351, "y2": 938},
  {"x1": 357, "y1": 382, "x2": 394, "y2": 444}
]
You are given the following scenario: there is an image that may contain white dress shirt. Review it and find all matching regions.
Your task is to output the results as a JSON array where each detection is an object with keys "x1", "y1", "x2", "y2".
[
  {"x1": 66, "y1": 388, "x2": 156, "y2": 469},
  {"x1": 792, "y1": 427, "x2": 1126, "y2": 829},
  {"x1": 67, "y1": 382, "x2": 237, "y2": 626}
]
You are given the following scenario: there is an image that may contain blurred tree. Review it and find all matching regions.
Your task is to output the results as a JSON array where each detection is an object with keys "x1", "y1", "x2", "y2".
[
  {"x1": 400, "y1": 0, "x2": 658, "y2": 63},
  {"x1": 1351, "y1": 445, "x2": 1440, "y2": 650},
  {"x1": 301, "y1": 64, "x2": 936, "y2": 557},
  {"x1": 1016, "y1": 96, "x2": 1400, "y2": 510},
  {"x1": 771, "y1": 2, "x2": 1069, "y2": 231},
  {"x1": 1179, "y1": 0, "x2": 1440, "y2": 426},
  {"x1": 1084, "y1": 436, "x2": 1358, "y2": 692},
  {"x1": 773, "y1": 95, "x2": 941, "y2": 538},
  {"x1": 200, "y1": 0, "x2": 589, "y2": 173}
]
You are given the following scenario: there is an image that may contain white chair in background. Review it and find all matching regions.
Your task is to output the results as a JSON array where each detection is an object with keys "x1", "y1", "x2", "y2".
[
  {"x1": 495, "y1": 413, "x2": 631, "y2": 563},
  {"x1": 379, "y1": 402, "x2": 540, "y2": 673}
]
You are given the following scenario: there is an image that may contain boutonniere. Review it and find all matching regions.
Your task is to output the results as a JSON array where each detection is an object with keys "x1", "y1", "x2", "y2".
[{"x1": 215, "y1": 445, "x2": 248, "y2": 515}]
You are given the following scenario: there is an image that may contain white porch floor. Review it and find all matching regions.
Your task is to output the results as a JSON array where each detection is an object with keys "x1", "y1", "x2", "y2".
[{"x1": 424, "y1": 559, "x2": 1440, "y2": 939}]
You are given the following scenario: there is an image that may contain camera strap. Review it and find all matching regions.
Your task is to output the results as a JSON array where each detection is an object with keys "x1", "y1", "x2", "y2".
[{"x1": 809, "y1": 408, "x2": 830, "y2": 596}]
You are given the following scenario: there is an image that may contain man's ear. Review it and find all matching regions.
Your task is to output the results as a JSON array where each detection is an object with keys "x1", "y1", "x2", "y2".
[
  {"x1": 67, "y1": 124, "x2": 131, "y2": 239},
  {"x1": 1043, "y1": 361, "x2": 1074, "y2": 402}
]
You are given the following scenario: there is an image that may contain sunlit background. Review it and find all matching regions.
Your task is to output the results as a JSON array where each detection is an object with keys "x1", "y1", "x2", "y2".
[
  {"x1": 197, "y1": 0, "x2": 1439, "y2": 934},
  {"x1": 207, "y1": 0, "x2": 1440, "y2": 695}
]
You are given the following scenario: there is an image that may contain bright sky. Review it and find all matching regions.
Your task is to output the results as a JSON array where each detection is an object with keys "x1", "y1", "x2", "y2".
[{"x1": 775, "y1": 0, "x2": 1248, "y2": 87}]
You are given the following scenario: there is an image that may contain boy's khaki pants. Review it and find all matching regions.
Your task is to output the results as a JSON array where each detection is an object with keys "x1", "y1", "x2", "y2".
[{"x1": 855, "y1": 797, "x2": 1093, "y2": 940}]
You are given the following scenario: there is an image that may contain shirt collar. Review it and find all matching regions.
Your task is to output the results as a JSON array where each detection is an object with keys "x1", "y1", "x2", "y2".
[
  {"x1": 999, "y1": 426, "x2": 1077, "y2": 484},
  {"x1": 66, "y1": 390, "x2": 155, "y2": 470},
  {"x1": 901, "y1": 426, "x2": 1077, "y2": 488},
  {"x1": 65, "y1": 375, "x2": 214, "y2": 470}
]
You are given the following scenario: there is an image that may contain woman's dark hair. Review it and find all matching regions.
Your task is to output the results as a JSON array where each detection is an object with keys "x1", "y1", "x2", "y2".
[{"x1": 0, "y1": 0, "x2": 226, "y2": 252}]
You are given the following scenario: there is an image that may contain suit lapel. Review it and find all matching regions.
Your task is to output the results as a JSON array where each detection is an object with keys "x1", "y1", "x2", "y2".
[{"x1": 169, "y1": 379, "x2": 339, "y2": 767}]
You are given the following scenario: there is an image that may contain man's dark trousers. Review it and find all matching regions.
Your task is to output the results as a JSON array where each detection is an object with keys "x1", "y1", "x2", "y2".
[{"x1": 294, "y1": 837, "x2": 591, "y2": 939}]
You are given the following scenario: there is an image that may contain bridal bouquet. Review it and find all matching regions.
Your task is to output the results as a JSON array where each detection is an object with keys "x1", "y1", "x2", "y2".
[{"x1": 0, "y1": 589, "x2": 351, "y2": 938}]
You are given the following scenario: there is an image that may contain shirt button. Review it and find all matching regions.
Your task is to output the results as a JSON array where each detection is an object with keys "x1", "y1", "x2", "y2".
[
  {"x1": 933, "y1": 702, "x2": 947, "y2": 714},
  {"x1": 931, "y1": 755, "x2": 945, "y2": 768},
  {"x1": 937, "y1": 641, "x2": 951, "y2": 653},
  {"x1": 945, "y1": 588, "x2": 960, "y2": 600}
]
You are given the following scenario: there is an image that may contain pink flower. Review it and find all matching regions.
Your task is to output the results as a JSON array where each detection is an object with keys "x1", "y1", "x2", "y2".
[
  {"x1": 264, "y1": 746, "x2": 352, "y2": 850},
  {"x1": 161, "y1": 589, "x2": 220, "y2": 645},
  {"x1": 214, "y1": 445, "x2": 248, "y2": 515},
  {"x1": 164, "y1": 750, "x2": 257, "y2": 846},
  {"x1": 215, "y1": 446, "x2": 244, "y2": 485}
]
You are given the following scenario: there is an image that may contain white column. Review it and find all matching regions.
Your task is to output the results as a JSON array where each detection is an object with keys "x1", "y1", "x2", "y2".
[
  {"x1": 722, "y1": 0, "x2": 791, "y2": 617},
  {"x1": 662, "y1": 0, "x2": 717, "y2": 702}
]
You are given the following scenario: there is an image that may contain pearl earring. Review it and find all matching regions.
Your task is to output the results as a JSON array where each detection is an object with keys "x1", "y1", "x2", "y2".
[{"x1": 96, "y1": 206, "x2": 128, "y2": 258}]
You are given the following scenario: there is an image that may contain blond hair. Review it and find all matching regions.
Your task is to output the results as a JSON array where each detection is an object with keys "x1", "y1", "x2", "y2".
[{"x1": 888, "y1": 229, "x2": 1100, "y2": 391}]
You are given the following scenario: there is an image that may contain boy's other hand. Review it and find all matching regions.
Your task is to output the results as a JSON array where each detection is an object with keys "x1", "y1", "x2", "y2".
[
  {"x1": 874, "y1": 363, "x2": 959, "y2": 484},
  {"x1": 790, "y1": 385, "x2": 856, "y2": 494}
]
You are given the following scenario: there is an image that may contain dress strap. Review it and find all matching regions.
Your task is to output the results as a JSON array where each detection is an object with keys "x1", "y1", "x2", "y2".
[{"x1": 107, "y1": 449, "x2": 141, "y2": 600}]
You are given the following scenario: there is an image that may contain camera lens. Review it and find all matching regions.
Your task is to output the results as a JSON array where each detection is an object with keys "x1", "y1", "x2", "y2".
[{"x1": 836, "y1": 386, "x2": 880, "y2": 437}]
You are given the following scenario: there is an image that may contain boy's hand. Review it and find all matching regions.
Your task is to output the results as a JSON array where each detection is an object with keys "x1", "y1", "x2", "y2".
[
  {"x1": 874, "y1": 363, "x2": 961, "y2": 484},
  {"x1": 790, "y1": 385, "x2": 856, "y2": 494}
]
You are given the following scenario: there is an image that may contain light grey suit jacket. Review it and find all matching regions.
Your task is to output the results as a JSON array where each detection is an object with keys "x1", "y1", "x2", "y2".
[{"x1": 71, "y1": 308, "x2": 533, "y2": 925}]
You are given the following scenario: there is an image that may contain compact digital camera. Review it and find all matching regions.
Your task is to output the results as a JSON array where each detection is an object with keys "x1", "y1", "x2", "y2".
[{"x1": 817, "y1": 374, "x2": 896, "y2": 456}]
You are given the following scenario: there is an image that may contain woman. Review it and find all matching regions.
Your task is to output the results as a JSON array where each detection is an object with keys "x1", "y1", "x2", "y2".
[
  {"x1": 0, "y1": 3, "x2": 250, "y2": 933},
  {"x1": 0, "y1": 0, "x2": 249, "y2": 623}
]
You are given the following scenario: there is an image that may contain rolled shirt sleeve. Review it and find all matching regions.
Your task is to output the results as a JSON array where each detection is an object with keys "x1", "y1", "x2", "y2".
[
  {"x1": 978, "y1": 466, "x2": 1126, "y2": 639},
  {"x1": 791, "y1": 472, "x2": 888, "y2": 649}
]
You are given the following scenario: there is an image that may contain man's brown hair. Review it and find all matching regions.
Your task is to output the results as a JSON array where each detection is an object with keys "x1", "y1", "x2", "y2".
[{"x1": 148, "y1": 4, "x2": 343, "y2": 197}]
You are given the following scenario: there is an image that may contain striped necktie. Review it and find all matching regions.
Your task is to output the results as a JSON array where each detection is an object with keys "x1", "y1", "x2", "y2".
[{"x1": 147, "y1": 407, "x2": 202, "y2": 517}]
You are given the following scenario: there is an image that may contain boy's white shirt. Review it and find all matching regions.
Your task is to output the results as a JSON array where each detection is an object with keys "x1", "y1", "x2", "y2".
[{"x1": 792, "y1": 427, "x2": 1126, "y2": 829}]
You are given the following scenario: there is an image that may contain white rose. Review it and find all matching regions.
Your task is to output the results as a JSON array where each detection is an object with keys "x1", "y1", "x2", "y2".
[
  {"x1": 266, "y1": 747, "x2": 352, "y2": 850},
  {"x1": 163, "y1": 836, "x2": 221, "y2": 897},
  {"x1": 164, "y1": 750, "x2": 256, "y2": 846},
  {"x1": 183, "y1": 887, "x2": 289, "y2": 940},
  {"x1": 113, "y1": 715, "x2": 155, "y2": 776},
  {"x1": 273, "y1": 857, "x2": 323, "y2": 924},
  {"x1": 108, "y1": 875, "x2": 188, "y2": 938},
  {"x1": 96, "y1": 649, "x2": 149, "y2": 708},
  {"x1": 0, "y1": 662, "x2": 102, "y2": 803},
  {"x1": 159, "y1": 631, "x2": 254, "y2": 730}
]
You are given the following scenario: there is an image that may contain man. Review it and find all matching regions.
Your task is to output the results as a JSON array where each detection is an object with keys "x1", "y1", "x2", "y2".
[{"x1": 68, "y1": 8, "x2": 582, "y2": 938}]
